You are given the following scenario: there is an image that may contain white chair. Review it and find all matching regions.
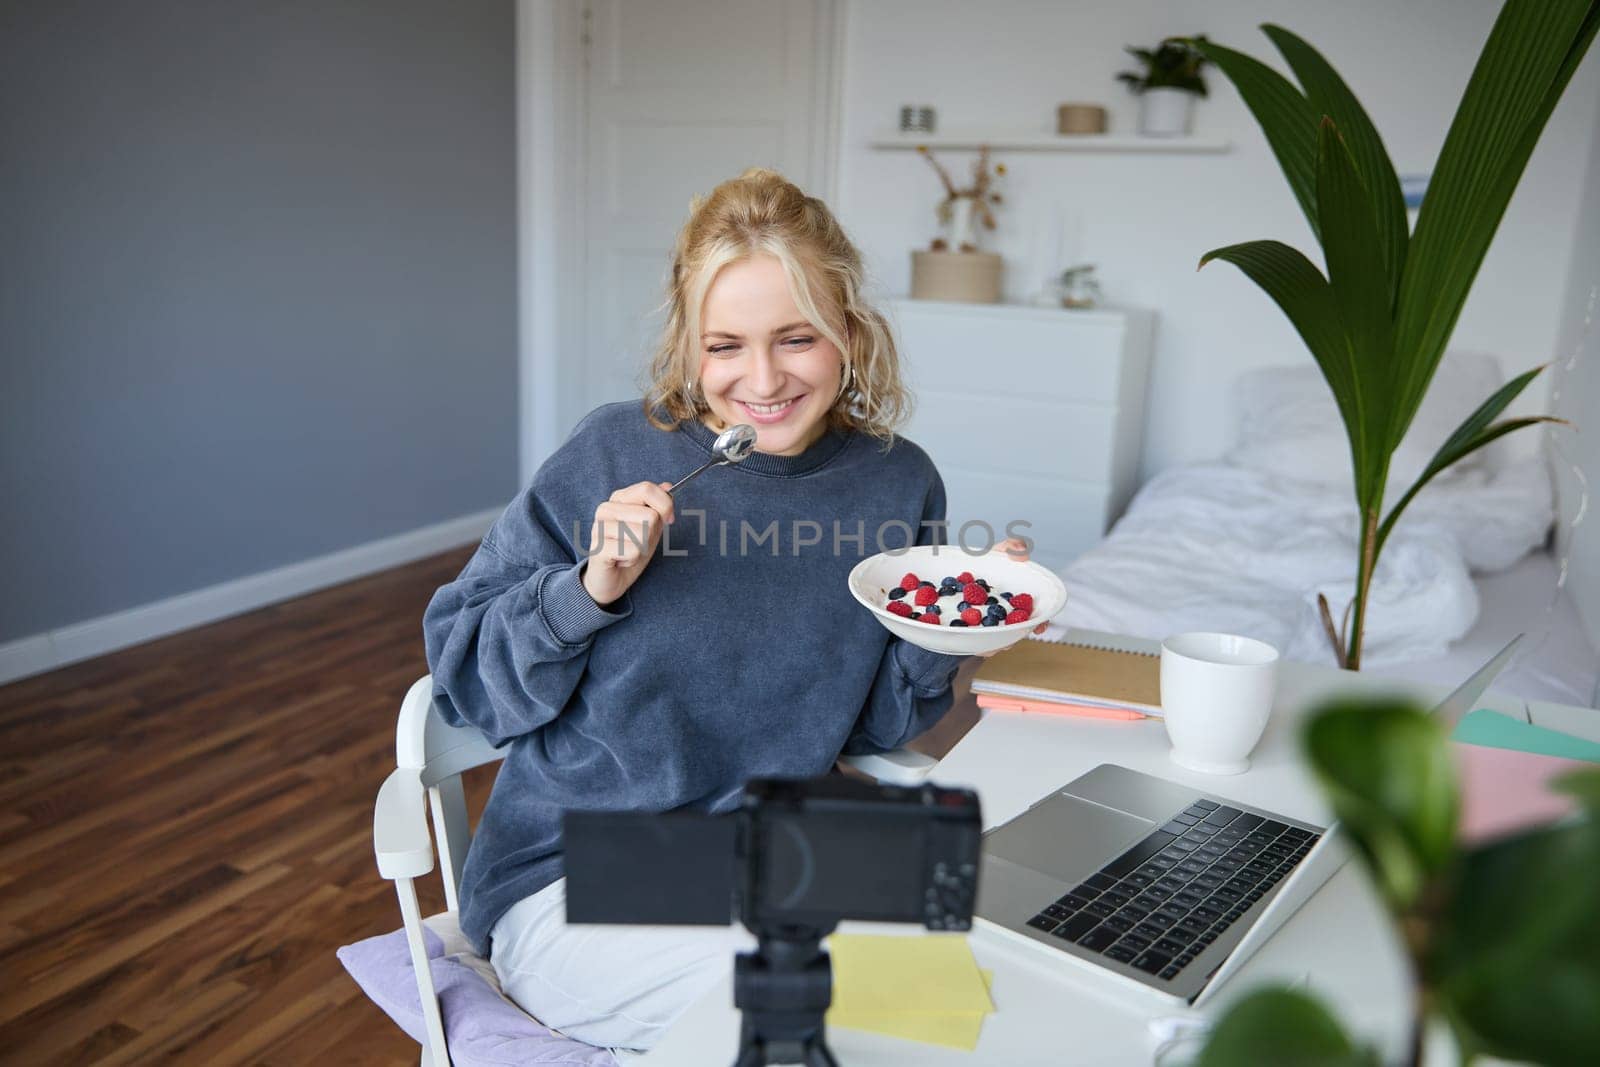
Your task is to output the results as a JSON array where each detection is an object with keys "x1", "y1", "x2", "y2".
[{"x1": 371, "y1": 674, "x2": 941, "y2": 1066}]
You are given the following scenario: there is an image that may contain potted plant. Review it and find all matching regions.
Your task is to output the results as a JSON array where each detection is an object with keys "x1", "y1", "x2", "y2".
[
  {"x1": 910, "y1": 145, "x2": 1007, "y2": 303},
  {"x1": 1117, "y1": 36, "x2": 1209, "y2": 136},
  {"x1": 1189, "y1": 0, "x2": 1593, "y2": 669},
  {"x1": 1191, "y1": 697, "x2": 1600, "y2": 1066}
]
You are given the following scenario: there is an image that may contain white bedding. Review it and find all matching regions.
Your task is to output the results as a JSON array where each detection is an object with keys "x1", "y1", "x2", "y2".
[
  {"x1": 1369, "y1": 550, "x2": 1599, "y2": 708},
  {"x1": 1045, "y1": 455, "x2": 1561, "y2": 674}
]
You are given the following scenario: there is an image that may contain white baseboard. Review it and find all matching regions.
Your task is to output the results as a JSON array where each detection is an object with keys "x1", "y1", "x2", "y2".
[{"x1": 0, "y1": 508, "x2": 500, "y2": 687}]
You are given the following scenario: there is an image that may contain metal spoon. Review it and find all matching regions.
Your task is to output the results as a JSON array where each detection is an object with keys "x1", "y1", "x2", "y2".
[{"x1": 668, "y1": 423, "x2": 757, "y2": 496}]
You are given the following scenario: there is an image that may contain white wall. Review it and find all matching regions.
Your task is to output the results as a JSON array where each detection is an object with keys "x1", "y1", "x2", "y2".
[
  {"x1": 834, "y1": 0, "x2": 1600, "y2": 480},
  {"x1": 1553, "y1": 93, "x2": 1600, "y2": 657}
]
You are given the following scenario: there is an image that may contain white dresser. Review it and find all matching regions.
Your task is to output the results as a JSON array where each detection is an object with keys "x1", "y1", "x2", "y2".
[{"x1": 887, "y1": 298, "x2": 1153, "y2": 572}]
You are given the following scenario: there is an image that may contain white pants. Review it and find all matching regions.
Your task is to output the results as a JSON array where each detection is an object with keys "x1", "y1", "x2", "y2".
[{"x1": 490, "y1": 877, "x2": 756, "y2": 1054}]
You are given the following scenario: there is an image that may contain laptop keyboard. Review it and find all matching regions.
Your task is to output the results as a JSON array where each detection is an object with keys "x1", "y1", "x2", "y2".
[{"x1": 1023, "y1": 799, "x2": 1320, "y2": 982}]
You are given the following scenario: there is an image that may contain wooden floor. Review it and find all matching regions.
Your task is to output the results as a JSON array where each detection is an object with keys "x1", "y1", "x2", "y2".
[{"x1": 0, "y1": 548, "x2": 981, "y2": 1064}]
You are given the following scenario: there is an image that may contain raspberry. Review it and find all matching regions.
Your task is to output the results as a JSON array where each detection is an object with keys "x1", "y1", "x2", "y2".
[
  {"x1": 1009, "y1": 593, "x2": 1034, "y2": 612},
  {"x1": 917, "y1": 612, "x2": 941, "y2": 624},
  {"x1": 899, "y1": 573, "x2": 920, "y2": 591},
  {"x1": 1005, "y1": 608, "x2": 1032, "y2": 625},
  {"x1": 961, "y1": 608, "x2": 982, "y2": 626},
  {"x1": 956, "y1": 571, "x2": 974, "y2": 584},
  {"x1": 962, "y1": 582, "x2": 987, "y2": 606},
  {"x1": 886, "y1": 600, "x2": 913, "y2": 618},
  {"x1": 914, "y1": 586, "x2": 939, "y2": 606}
]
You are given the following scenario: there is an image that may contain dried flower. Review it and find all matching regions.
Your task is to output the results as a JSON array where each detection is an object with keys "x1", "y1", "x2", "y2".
[{"x1": 919, "y1": 144, "x2": 1008, "y2": 250}]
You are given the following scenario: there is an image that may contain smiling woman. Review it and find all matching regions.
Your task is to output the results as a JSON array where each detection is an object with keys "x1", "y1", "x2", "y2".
[
  {"x1": 696, "y1": 258, "x2": 843, "y2": 456},
  {"x1": 646, "y1": 167, "x2": 911, "y2": 448},
  {"x1": 420, "y1": 168, "x2": 983, "y2": 1056}
]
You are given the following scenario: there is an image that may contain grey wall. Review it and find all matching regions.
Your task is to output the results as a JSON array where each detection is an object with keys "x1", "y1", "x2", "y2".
[{"x1": 0, "y1": 0, "x2": 517, "y2": 643}]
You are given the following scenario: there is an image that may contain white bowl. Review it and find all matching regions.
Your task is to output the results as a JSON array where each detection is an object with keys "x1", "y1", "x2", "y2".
[{"x1": 848, "y1": 545, "x2": 1068, "y2": 656}]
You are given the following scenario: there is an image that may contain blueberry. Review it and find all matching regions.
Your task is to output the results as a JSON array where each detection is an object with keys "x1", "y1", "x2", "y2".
[
  {"x1": 939, "y1": 584, "x2": 960, "y2": 597},
  {"x1": 941, "y1": 576, "x2": 956, "y2": 586},
  {"x1": 986, "y1": 596, "x2": 998, "y2": 606},
  {"x1": 977, "y1": 579, "x2": 991, "y2": 590},
  {"x1": 987, "y1": 606, "x2": 1006, "y2": 620},
  {"x1": 950, "y1": 619, "x2": 968, "y2": 627},
  {"x1": 924, "y1": 605, "x2": 941, "y2": 616},
  {"x1": 981, "y1": 616, "x2": 999, "y2": 627},
  {"x1": 888, "y1": 587, "x2": 906, "y2": 600},
  {"x1": 919, "y1": 580, "x2": 936, "y2": 589},
  {"x1": 1001, "y1": 591, "x2": 1013, "y2": 601}
]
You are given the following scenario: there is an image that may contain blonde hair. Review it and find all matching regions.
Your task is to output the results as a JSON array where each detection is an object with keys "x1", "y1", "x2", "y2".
[{"x1": 645, "y1": 168, "x2": 910, "y2": 440}]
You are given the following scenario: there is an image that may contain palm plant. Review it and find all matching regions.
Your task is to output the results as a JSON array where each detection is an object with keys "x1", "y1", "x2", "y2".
[{"x1": 1190, "y1": 0, "x2": 1597, "y2": 669}]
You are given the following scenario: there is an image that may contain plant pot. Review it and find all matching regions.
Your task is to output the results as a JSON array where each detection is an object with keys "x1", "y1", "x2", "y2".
[
  {"x1": 911, "y1": 251, "x2": 1003, "y2": 304},
  {"x1": 1139, "y1": 88, "x2": 1194, "y2": 136}
]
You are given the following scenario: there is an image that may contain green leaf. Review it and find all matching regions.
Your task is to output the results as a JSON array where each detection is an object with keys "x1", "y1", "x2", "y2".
[
  {"x1": 1419, "y1": 365, "x2": 1546, "y2": 469},
  {"x1": 1431, "y1": 816, "x2": 1600, "y2": 1065},
  {"x1": 1393, "y1": 0, "x2": 1600, "y2": 447},
  {"x1": 1554, "y1": 767, "x2": 1600, "y2": 809},
  {"x1": 1193, "y1": 987, "x2": 1379, "y2": 1067},
  {"x1": 1263, "y1": 25, "x2": 1408, "y2": 305},
  {"x1": 1315, "y1": 119, "x2": 1399, "y2": 509},
  {"x1": 1375, "y1": 366, "x2": 1560, "y2": 554},
  {"x1": 1189, "y1": 37, "x2": 1322, "y2": 239},
  {"x1": 1303, "y1": 700, "x2": 1458, "y2": 911},
  {"x1": 1197, "y1": 241, "x2": 1363, "y2": 461}
]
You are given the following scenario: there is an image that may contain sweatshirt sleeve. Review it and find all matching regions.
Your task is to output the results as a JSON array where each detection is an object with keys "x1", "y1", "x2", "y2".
[
  {"x1": 423, "y1": 460, "x2": 628, "y2": 746},
  {"x1": 841, "y1": 467, "x2": 967, "y2": 755}
]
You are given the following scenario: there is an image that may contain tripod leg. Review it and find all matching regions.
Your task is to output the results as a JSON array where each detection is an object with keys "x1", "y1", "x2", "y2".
[
  {"x1": 733, "y1": 1015, "x2": 765, "y2": 1067},
  {"x1": 803, "y1": 1034, "x2": 839, "y2": 1067}
]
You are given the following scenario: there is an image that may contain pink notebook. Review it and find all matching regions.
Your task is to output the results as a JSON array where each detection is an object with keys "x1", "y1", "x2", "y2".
[{"x1": 1454, "y1": 741, "x2": 1588, "y2": 844}]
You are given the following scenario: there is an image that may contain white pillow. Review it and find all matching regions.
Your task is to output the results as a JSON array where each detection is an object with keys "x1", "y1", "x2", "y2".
[{"x1": 1226, "y1": 351, "x2": 1508, "y2": 491}]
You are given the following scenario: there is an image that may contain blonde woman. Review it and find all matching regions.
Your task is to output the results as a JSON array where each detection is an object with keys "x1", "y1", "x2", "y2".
[{"x1": 424, "y1": 168, "x2": 1023, "y2": 1053}]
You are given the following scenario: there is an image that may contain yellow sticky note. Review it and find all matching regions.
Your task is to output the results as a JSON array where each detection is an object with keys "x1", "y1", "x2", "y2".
[
  {"x1": 825, "y1": 934, "x2": 996, "y2": 1050},
  {"x1": 829, "y1": 970, "x2": 995, "y2": 1051},
  {"x1": 827, "y1": 933, "x2": 994, "y2": 1016}
]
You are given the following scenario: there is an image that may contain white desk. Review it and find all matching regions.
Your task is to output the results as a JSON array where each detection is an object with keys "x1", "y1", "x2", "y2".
[{"x1": 641, "y1": 637, "x2": 1596, "y2": 1066}]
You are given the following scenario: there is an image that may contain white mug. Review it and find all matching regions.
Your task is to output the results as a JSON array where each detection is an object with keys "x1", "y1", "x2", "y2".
[{"x1": 1159, "y1": 632, "x2": 1280, "y2": 775}]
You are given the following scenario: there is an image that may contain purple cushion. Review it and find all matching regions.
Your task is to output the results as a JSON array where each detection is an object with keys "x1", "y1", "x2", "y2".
[{"x1": 337, "y1": 920, "x2": 618, "y2": 1067}]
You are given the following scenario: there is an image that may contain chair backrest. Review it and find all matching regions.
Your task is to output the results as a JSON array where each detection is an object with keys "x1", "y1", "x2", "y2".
[{"x1": 396, "y1": 675, "x2": 508, "y2": 912}]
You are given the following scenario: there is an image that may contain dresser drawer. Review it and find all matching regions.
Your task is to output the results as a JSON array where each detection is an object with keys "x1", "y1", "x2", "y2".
[
  {"x1": 889, "y1": 299, "x2": 1131, "y2": 407},
  {"x1": 936, "y1": 466, "x2": 1112, "y2": 570},
  {"x1": 907, "y1": 390, "x2": 1117, "y2": 484}
]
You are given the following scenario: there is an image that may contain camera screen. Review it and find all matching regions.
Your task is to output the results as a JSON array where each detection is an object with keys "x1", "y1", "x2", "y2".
[{"x1": 757, "y1": 809, "x2": 926, "y2": 922}]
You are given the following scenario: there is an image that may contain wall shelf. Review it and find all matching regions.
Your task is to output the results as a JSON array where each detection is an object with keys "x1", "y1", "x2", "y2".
[{"x1": 870, "y1": 131, "x2": 1230, "y2": 153}]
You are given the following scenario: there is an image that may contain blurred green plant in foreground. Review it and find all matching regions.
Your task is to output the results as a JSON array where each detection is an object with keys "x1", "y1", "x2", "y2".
[{"x1": 1192, "y1": 698, "x2": 1600, "y2": 1066}]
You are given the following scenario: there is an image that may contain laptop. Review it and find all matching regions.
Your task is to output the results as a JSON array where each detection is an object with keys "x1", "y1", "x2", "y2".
[{"x1": 972, "y1": 636, "x2": 1523, "y2": 1006}]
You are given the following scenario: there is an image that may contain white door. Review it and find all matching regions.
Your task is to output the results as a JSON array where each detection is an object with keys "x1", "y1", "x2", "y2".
[{"x1": 576, "y1": 0, "x2": 835, "y2": 423}]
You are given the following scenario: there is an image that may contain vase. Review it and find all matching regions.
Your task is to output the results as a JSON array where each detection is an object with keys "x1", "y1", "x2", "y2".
[
  {"x1": 1139, "y1": 88, "x2": 1194, "y2": 136},
  {"x1": 945, "y1": 196, "x2": 979, "y2": 251}
]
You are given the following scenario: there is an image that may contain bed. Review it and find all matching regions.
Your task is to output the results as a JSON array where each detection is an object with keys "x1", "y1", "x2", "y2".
[{"x1": 1040, "y1": 355, "x2": 1599, "y2": 708}]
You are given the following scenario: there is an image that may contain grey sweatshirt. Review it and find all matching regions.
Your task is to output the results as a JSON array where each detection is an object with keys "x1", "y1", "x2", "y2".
[{"x1": 423, "y1": 401, "x2": 966, "y2": 953}]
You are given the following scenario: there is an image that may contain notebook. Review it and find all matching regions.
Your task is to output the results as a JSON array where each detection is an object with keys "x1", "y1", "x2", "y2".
[{"x1": 971, "y1": 632, "x2": 1162, "y2": 716}]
